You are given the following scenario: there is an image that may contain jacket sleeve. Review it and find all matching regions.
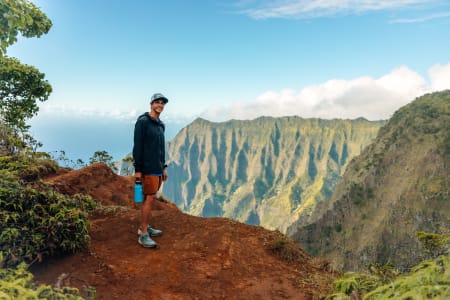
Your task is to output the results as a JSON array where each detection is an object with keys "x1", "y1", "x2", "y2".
[
  {"x1": 161, "y1": 123, "x2": 167, "y2": 169},
  {"x1": 133, "y1": 119, "x2": 144, "y2": 173}
]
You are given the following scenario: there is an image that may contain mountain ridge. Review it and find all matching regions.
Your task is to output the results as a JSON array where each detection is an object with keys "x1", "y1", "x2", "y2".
[
  {"x1": 163, "y1": 115, "x2": 384, "y2": 232},
  {"x1": 289, "y1": 90, "x2": 450, "y2": 272}
]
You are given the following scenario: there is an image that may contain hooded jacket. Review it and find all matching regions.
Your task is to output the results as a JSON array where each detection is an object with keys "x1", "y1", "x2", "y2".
[{"x1": 133, "y1": 112, "x2": 166, "y2": 174}]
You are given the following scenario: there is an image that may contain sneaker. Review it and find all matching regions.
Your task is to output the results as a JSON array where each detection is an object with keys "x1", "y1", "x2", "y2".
[
  {"x1": 138, "y1": 233, "x2": 157, "y2": 248},
  {"x1": 137, "y1": 226, "x2": 163, "y2": 237}
]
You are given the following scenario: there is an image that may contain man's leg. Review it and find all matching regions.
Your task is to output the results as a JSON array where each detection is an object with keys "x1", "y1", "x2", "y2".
[
  {"x1": 138, "y1": 193, "x2": 157, "y2": 248},
  {"x1": 138, "y1": 175, "x2": 162, "y2": 247},
  {"x1": 141, "y1": 194, "x2": 155, "y2": 234}
]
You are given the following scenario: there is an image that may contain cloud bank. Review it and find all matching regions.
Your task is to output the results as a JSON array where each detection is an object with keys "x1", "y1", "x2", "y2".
[
  {"x1": 37, "y1": 105, "x2": 138, "y2": 122},
  {"x1": 235, "y1": 0, "x2": 441, "y2": 19},
  {"x1": 200, "y1": 62, "x2": 450, "y2": 122},
  {"x1": 30, "y1": 62, "x2": 449, "y2": 161},
  {"x1": 40, "y1": 62, "x2": 450, "y2": 123},
  {"x1": 36, "y1": 103, "x2": 192, "y2": 127}
]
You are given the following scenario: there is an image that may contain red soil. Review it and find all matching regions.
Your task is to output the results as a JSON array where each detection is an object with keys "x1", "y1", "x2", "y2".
[{"x1": 31, "y1": 163, "x2": 335, "y2": 299}]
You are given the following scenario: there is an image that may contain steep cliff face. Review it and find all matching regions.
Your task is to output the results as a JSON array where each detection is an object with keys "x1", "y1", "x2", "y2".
[
  {"x1": 289, "y1": 91, "x2": 450, "y2": 272},
  {"x1": 163, "y1": 116, "x2": 382, "y2": 232}
]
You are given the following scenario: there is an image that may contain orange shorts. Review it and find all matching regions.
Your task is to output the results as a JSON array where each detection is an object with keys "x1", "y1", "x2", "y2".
[{"x1": 143, "y1": 175, "x2": 162, "y2": 196}]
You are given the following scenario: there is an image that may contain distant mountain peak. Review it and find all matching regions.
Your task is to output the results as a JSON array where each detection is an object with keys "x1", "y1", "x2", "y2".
[{"x1": 164, "y1": 115, "x2": 383, "y2": 233}]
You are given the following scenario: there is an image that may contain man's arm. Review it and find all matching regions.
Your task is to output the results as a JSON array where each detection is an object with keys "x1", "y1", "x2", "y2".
[
  {"x1": 162, "y1": 168, "x2": 168, "y2": 181},
  {"x1": 133, "y1": 119, "x2": 144, "y2": 176}
]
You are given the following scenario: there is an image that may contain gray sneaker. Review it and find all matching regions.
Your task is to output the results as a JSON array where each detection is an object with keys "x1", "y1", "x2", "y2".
[
  {"x1": 138, "y1": 233, "x2": 157, "y2": 248},
  {"x1": 137, "y1": 226, "x2": 163, "y2": 237}
]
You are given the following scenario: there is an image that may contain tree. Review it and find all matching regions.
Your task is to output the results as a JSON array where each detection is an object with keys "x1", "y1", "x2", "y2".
[
  {"x1": 0, "y1": 0, "x2": 52, "y2": 155},
  {"x1": 49, "y1": 150, "x2": 87, "y2": 169},
  {"x1": 0, "y1": 0, "x2": 52, "y2": 56},
  {"x1": 0, "y1": 56, "x2": 51, "y2": 155},
  {"x1": 122, "y1": 156, "x2": 135, "y2": 175},
  {"x1": 89, "y1": 150, "x2": 118, "y2": 172},
  {"x1": 0, "y1": 56, "x2": 52, "y2": 131}
]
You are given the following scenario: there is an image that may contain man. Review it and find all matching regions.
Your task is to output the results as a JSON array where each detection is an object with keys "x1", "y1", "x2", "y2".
[{"x1": 133, "y1": 93, "x2": 169, "y2": 248}]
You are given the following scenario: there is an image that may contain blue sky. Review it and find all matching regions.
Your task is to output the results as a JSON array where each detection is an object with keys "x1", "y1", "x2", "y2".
[{"x1": 8, "y1": 0, "x2": 450, "y2": 162}]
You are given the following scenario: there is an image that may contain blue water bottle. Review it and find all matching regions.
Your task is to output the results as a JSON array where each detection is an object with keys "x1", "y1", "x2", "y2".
[{"x1": 134, "y1": 179, "x2": 143, "y2": 203}]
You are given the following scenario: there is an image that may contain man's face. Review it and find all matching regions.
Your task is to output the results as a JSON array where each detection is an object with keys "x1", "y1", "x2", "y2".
[{"x1": 151, "y1": 99, "x2": 166, "y2": 113}]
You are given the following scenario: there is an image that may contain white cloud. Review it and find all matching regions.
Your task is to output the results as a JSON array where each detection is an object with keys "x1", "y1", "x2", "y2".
[
  {"x1": 390, "y1": 11, "x2": 450, "y2": 23},
  {"x1": 200, "y1": 63, "x2": 450, "y2": 121},
  {"x1": 37, "y1": 104, "x2": 139, "y2": 121},
  {"x1": 236, "y1": 0, "x2": 439, "y2": 19},
  {"x1": 36, "y1": 103, "x2": 196, "y2": 126},
  {"x1": 36, "y1": 63, "x2": 450, "y2": 124},
  {"x1": 429, "y1": 62, "x2": 450, "y2": 92}
]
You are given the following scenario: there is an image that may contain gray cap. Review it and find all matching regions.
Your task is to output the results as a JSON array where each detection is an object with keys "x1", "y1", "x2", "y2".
[{"x1": 150, "y1": 93, "x2": 169, "y2": 104}]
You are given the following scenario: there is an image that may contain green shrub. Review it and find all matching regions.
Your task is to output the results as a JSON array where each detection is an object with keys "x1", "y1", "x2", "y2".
[
  {"x1": 0, "y1": 154, "x2": 58, "y2": 181},
  {"x1": 267, "y1": 231, "x2": 308, "y2": 262},
  {"x1": 0, "y1": 258, "x2": 83, "y2": 299},
  {"x1": 0, "y1": 170, "x2": 97, "y2": 267},
  {"x1": 417, "y1": 231, "x2": 450, "y2": 258},
  {"x1": 367, "y1": 261, "x2": 399, "y2": 284},
  {"x1": 327, "y1": 232, "x2": 450, "y2": 299},
  {"x1": 364, "y1": 254, "x2": 450, "y2": 299},
  {"x1": 330, "y1": 272, "x2": 381, "y2": 298}
]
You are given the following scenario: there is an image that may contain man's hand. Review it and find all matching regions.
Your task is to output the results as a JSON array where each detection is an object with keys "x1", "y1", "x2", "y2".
[
  {"x1": 134, "y1": 172, "x2": 142, "y2": 180},
  {"x1": 162, "y1": 169, "x2": 168, "y2": 181}
]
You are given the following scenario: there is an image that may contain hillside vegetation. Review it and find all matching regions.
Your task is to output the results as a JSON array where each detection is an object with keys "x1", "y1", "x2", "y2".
[
  {"x1": 290, "y1": 90, "x2": 450, "y2": 272},
  {"x1": 327, "y1": 231, "x2": 449, "y2": 299},
  {"x1": 164, "y1": 116, "x2": 383, "y2": 232}
]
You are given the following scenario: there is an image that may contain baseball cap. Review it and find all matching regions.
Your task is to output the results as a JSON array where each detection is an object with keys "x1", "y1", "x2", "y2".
[{"x1": 150, "y1": 93, "x2": 169, "y2": 104}]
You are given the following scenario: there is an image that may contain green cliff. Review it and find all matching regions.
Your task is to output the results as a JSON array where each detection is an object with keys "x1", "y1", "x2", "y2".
[
  {"x1": 289, "y1": 90, "x2": 450, "y2": 272},
  {"x1": 164, "y1": 116, "x2": 383, "y2": 232}
]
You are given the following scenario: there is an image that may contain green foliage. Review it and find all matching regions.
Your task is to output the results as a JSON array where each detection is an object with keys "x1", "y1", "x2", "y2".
[
  {"x1": 0, "y1": 119, "x2": 24, "y2": 156},
  {"x1": 91, "y1": 204, "x2": 128, "y2": 217},
  {"x1": 0, "y1": 0, "x2": 52, "y2": 155},
  {"x1": 19, "y1": 158, "x2": 58, "y2": 182},
  {"x1": 0, "y1": 0, "x2": 52, "y2": 55},
  {"x1": 364, "y1": 254, "x2": 450, "y2": 299},
  {"x1": 367, "y1": 261, "x2": 399, "y2": 284},
  {"x1": 348, "y1": 183, "x2": 374, "y2": 206},
  {"x1": 0, "y1": 56, "x2": 52, "y2": 132},
  {"x1": 389, "y1": 91, "x2": 450, "y2": 129},
  {"x1": 0, "y1": 153, "x2": 58, "y2": 181},
  {"x1": 0, "y1": 261, "x2": 83, "y2": 299},
  {"x1": 0, "y1": 158, "x2": 97, "y2": 267},
  {"x1": 266, "y1": 231, "x2": 308, "y2": 262},
  {"x1": 328, "y1": 255, "x2": 450, "y2": 299},
  {"x1": 0, "y1": 56, "x2": 52, "y2": 157},
  {"x1": 327, "y1": 232, "x2": 450, "y2": 299},
  {"x1": 121, "y1": 156, "x2": 135, "y2": 175},
  {"x1": 329, "y1": 262, "x2": 397, "y2": 298},
  {"x1": 329, "y1": 272, "x2": 381, "y2": 298},
  {"x1": 417, "y1": 231, "x2": 450, "y2": 258},
  {"x1": 89, "y1": 150, "x2": 117, "y2": 172},
  {"x1": 50, "y1": 150, "x2": 87, "y2": 169}
]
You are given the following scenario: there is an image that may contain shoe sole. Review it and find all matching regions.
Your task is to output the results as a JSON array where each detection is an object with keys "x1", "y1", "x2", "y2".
[
  {"x1": 137, "y1": 229, "x2": 163, "y2": 237},
  {"x1": 138, "y1": 239, "x2": 157, "y2": 248}
]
